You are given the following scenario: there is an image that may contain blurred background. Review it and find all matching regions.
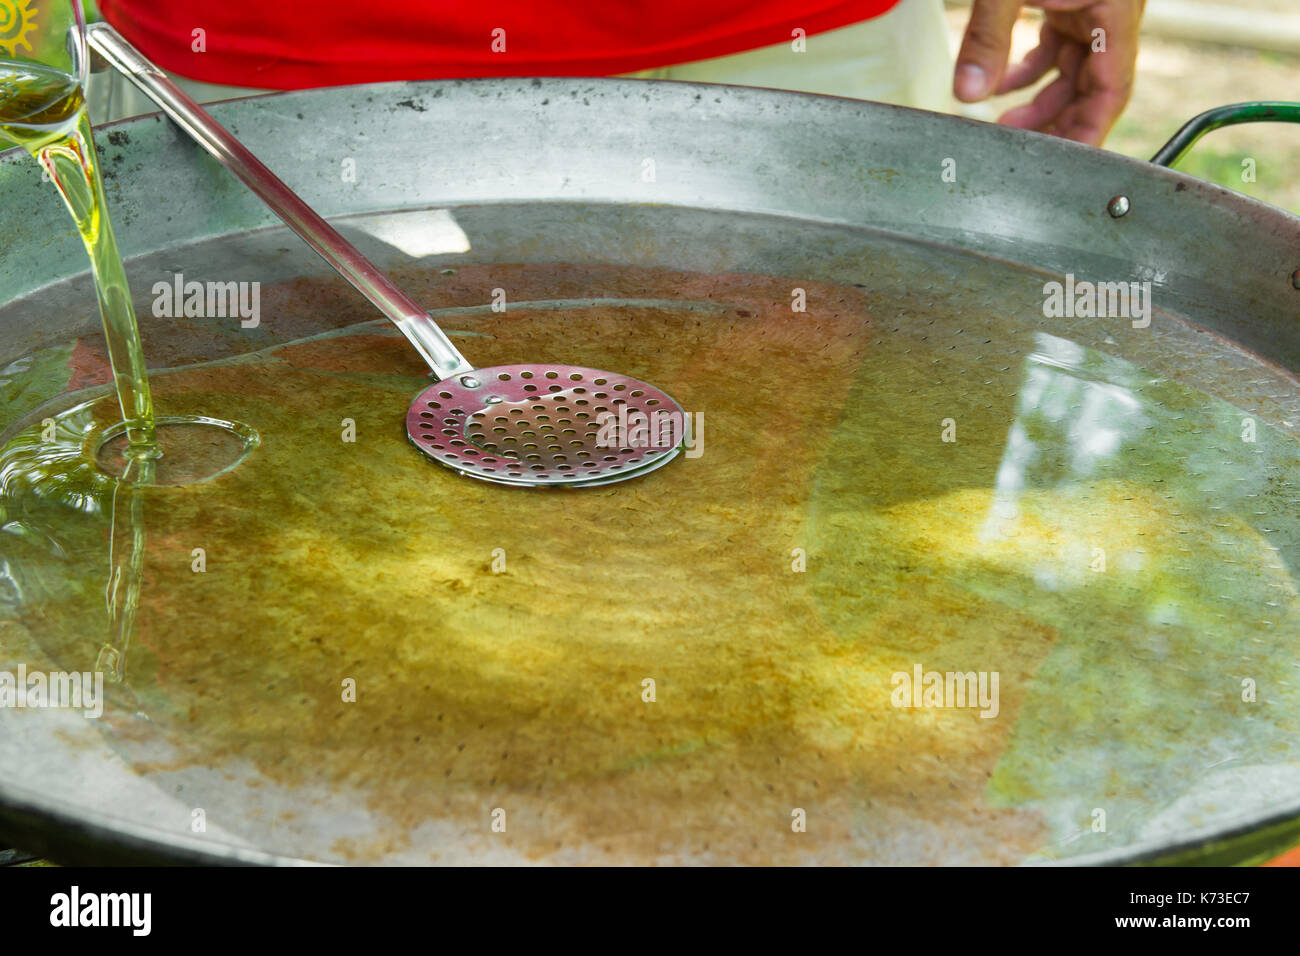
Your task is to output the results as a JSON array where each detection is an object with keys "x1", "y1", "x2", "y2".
[{"x1": 946, "y1": 0, "x2": 1300, "y2": 214}]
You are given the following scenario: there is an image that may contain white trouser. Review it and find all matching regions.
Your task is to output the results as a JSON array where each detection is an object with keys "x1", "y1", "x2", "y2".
[{"x1": 622, "y1": 0, "x2": 954, "y2": 111}]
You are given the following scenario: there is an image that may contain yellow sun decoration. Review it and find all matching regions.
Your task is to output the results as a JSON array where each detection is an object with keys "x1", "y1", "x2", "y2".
[{"x1": 0, "y1": 0, "x2": 40, "y2": 59}]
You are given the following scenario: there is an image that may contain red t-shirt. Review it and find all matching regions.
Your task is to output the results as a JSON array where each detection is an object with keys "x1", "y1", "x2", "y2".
[{"x1": 98, "y1": 1, "x2": 903, "y2": 90}]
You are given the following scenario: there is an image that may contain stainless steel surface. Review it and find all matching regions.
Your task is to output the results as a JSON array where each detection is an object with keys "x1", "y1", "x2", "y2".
[
  {"x1": 1, "y1": 78, "x2": 1298, "y2": 866},
  {"x1": 2, "y1": 80, "x2": 1297, "y2": 374},
  {"x1": 407, "y1": 364, "x2": 685, "y2": 486}
]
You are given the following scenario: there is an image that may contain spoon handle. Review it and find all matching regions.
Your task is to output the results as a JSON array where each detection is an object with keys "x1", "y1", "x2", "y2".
[{"x1": 85, "y1": 21, "x2": 475, "y2": 381}]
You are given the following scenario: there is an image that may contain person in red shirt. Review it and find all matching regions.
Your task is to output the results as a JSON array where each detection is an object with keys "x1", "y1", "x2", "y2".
[{"x1": 93, "y1": 0, "x2": 1145, "y2": 145}]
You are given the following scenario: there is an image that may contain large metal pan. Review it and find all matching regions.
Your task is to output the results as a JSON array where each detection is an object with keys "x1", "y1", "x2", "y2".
[{"x1": 0, "y1": 79, "x2": 1297, "y2": 865}]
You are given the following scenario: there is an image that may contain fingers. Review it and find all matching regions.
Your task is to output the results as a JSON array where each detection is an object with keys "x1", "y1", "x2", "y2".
[
  {"x1": 1052, "y1": 82, "x2": 1132, "y2": 145},
  {"x1": 996, "y1": 22, "x2": 1063, "y2": 94},
  {"x1": 992, "y1": 1, "x2": 1142, "y2": 146},
  {"x1": 996, "y1": 41, "x2": 1084, "y2": 131},
  {"x1": 1051, "y1": 14, "x2": 1140, "y2": 144},
  {"x1": 955, "y1": 0, "x2": 1025, "y2": 102}
]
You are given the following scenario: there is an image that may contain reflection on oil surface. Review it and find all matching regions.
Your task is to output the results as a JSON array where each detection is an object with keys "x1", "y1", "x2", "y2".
[{"x1": 809, "y1": 330, "x2": 1299, "y2": 860}]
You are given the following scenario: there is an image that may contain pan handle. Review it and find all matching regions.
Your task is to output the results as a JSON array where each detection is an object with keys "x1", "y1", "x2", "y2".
[
  {"x1": 1150, "y1": 101, "x2": 1300, "y2": 167},
  {"x1": 83, "y1": 22, "x2": 476, "y2": 381}
]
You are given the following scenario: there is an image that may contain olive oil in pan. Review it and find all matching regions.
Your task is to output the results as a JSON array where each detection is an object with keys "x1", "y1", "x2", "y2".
[
  {"x1": 1, "y1": 59, "x2": 157, "y2": 462},
  {"x1": 1, "y1": 262, "x2": 1297, "y2": 863}
]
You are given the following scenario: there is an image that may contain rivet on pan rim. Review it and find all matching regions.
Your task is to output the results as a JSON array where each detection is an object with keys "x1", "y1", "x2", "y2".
[{"x1": 1107, "y1": 196, "x2": 1131, "y2": 218}]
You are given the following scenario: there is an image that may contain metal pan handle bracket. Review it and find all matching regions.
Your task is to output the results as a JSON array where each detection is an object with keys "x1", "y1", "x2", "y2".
[
  {"x1": 1150, "y1": 101, "x2": 1300, "y2": 168},
  {"x1": 1147, "y1": 101, "x2": 1300, "y2": 289}
]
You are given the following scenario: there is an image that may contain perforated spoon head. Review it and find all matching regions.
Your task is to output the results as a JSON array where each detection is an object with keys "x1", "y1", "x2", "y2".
[{"x1": 406, "y1": 364, "x2": 689, "y2": 487}]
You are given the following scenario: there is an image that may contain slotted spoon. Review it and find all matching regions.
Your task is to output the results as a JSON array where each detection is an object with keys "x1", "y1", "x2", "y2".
[{"x1": 86, "y1": 23, "x2": 688, "y2": 487}]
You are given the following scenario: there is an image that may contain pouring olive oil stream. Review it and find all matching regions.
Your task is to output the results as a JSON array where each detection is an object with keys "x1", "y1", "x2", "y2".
[
  {"x1": 0, "y1": 57, "x2": 256, "y2": 485},
  {"x1": 1, "y1": 60, "x2": 156, "y2": 467}
]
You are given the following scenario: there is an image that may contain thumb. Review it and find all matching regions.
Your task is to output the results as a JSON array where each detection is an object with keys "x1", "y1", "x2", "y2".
[{"x1": 955, "y1": 0, "x2": 1024, "y2": 102}]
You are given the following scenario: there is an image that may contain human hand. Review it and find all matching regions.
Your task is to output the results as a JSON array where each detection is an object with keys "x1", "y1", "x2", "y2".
[{"x1": 954, "y1": 0, "x2": 1146, "y2": 146}]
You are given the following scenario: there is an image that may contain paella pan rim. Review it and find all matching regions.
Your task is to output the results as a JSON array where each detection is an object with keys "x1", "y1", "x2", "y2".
[{"x1": 2, "y1": 770, "x2": 1299, "y2": 866}]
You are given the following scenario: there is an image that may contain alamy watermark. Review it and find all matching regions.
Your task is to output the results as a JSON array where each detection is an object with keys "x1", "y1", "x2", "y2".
[
  {"x1": 0, "y1": 666, "x2": 104, "y2": 718},
  {"x1": 595, "y1": 407, "x2": 704, "y2": 458},
  {"x1": 50, "y1": 886, "x2": 151, "y2": 935},
  {"x1": 891, "y1": 664, "x2": 999, "y2": 719},
  {"x1": 1043, "y1": 274, "x2": 1151, "y2": 328},
  {"x1": 152, "y1": 272, "x2": 260, "y2": 328}
]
